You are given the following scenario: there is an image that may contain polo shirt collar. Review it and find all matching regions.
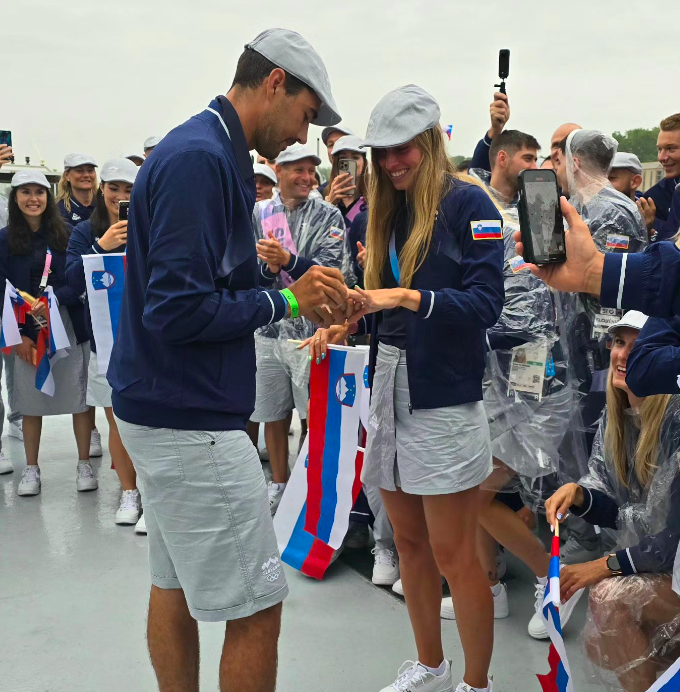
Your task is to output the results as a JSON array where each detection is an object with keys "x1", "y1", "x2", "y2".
[{"x1": 214, "y1": 95, "x2": 253, "y2": 182}]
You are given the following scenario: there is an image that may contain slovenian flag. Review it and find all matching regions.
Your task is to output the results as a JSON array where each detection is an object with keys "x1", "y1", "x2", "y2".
[
  {"x1": 645, "y1": 656, "x2": 680, "y2": 692},
  {"x1": 536, "y1": 523, "x2": 574, "y2": 692},
  {"x1": 34, "y1": 287, "x2": 71, "y2": 396},
  {"x1": 305, "y1": 345, "x2": 367, "y2": 549},
  {"x1": 0, "y1": 280, "x2": 23, "y2": 353},
  {"x1": 471, "y1": 220, "x2": 503, "y2": 240},
  {"x1": 83, "y1": 253, "x2": 126, "y2": 375}
]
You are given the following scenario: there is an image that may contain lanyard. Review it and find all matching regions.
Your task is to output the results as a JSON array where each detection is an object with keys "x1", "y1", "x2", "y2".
[
  {"x1": 388, "y1": 229, "x2": 400, "y2": 286},
  {"x1": 39, "y1": 248, "x2": 52, "y2": 291}
]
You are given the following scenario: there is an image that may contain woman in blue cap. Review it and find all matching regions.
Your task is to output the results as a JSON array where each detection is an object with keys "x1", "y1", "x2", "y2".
[{"x1": 345, "y1": 85, "x2": 504, "y2": 692}]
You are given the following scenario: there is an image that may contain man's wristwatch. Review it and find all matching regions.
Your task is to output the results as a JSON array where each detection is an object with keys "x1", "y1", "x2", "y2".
[{"x1": 606, "y1": 553, "x2": 623, "y2": 576}]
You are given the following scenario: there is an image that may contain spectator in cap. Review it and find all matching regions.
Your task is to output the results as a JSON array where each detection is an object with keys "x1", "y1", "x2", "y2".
[
  {"x1": 256, "y1": 153, "x2": 277, "y2": 172},
  {"x1": 608, "y1": 152, "x2": 643, "y2": 202},
  {"x1": 0, "y1": 171, "x2": 92, "y2": 498},
  {"x1": 253, "y1": 162, "x2": 277, "y2": 202},
  {"x1": 251, "y1": 142, "x2": 347, "y2": 514},
  {"x1": 126, "y1": 153, "x2": 145, "y2": 167},
  {"x1": 143, "y1": 136, "x2": 162, "y2": 158},
  {"x1": 66, "y1": 158, "x2": 141, "y2": 527},
  {"x1": 107, "y1": 27, "x2": 347, "y2": 692},
  {"x1": 321, "y1": 123, "x2": 353, "y2": 164},
  {"x1": 56, "y1": 153, "x2": 98, "y2": 225}
]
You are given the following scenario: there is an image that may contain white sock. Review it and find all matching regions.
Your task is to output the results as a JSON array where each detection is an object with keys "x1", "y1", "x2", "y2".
[
  {"x1": 272, "y1": 482, "x2": 286, "y2": 491},
  {"x1": 537, "y1": 575, "x2": 547, "y2": 586},
  {"x1": 421, "y1": 660, "x2": 446, "y2": 676},
  {"x1": 490, "y1": 582, "x2": 503, "y2": 597},
  {"x1": 468, "y1": 681, "x2": 491, "y2": 692}
]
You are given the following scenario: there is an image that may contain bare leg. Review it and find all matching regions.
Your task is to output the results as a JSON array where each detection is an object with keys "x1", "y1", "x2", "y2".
[
  {"x1": 72, "y1": 411, "x2": 92, "y2": 461},
  {"x1": 219, "y1": 603, "x2": 282, "y2": 692},
  {"x1": 477, "y1": 524, "x2": 500, "y2": 585},
  {"x1": 264, "y1": 420, "x2": 289, "y2": 484},
  {"x1": 89, "y1": 406, "x2": 96, "y2": 430},
  {"x1": 147, "y1": 586, "x2": 199, "y2": 692},
  {"x1": 105, "y1": 407, "x2": 137, "y2": 490},
  {"x1": 425, "y1": 488, "x2": 493, "y2": 689},
  {"x1": 381, "y1": 488, "x2": 443, "y2": 668},
  {"x1": 22, "y1": 415, "x2": 43, "y2": 466}
]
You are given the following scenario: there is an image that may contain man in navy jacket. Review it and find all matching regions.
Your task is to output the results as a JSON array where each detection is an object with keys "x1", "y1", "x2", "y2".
[{"x1": 108, "y1": 29, "x2": 348, "y2": 692}]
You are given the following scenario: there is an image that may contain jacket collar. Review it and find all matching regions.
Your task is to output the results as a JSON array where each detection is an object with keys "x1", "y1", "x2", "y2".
[{"x1": 213, "y1": 95, "x2": 254, "y2": 183}]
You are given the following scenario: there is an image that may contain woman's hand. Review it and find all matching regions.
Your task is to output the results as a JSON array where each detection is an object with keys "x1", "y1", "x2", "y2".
[
  {"x1": 29, "y1": 300, "x2": 47, "y2": 319},
  {"x1": 356, "y1": 241, "x2": 366, "y2": 269},
  {"x1": 99, "y1": 220, "x2": 128, "y2": 251},
  {"x1": 347, "y1": 286, "x2": 421, "y2": 322},
  {"x1": 298, "y1": 324, "x2": 352, "y2": 363},
  {"x1": 257, "y1": 231, "x2": 291, "y2": 273},
  {"x1": 15, "y1": 335, "x2": 36, "y2": 364},
  {"x1": 328, "y1": 172, "x2": 355, "y2": 205},
  {"x1": 545, "y1": 483, "x2": 585, "y2": 527},
  {"x1": 560, "y1": 559, "x2": 610, "y2": 603}
]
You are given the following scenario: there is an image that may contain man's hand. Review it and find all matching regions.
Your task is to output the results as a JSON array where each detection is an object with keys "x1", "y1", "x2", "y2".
[
  {"x1": 560, "y1": 559, "x2": 610, "y2": 603},
  {"x1": 0, "y1": 144, "x2": 13, "y2": 168},
  {"x1": 356, "y1": 241, "x2": 366, "y2": 269},
  {"x1": 288, "y1": 266, "x2": 349, "y2": 322},
  {"x1": 15, "y1": 335, "x2": 36, "y2": 364},
  {"x1": 636, "y1": 197, "x2": 657, "y2": 234},
  {"x1": 514, "y1": 197, "x2": 604, "y2": 296},
  {"x1": 488, "y1": 92, "x2": 510, "y2": 140},
  {"x1": 257, "y1": 232, "x2": 291, "y2": 270}
]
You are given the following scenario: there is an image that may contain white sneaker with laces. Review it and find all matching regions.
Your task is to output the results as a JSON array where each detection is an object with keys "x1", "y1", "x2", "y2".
[
  {"x1": 379, "y1": 659, "x2": 452, "y2": 692},
  {"x1": 527, "y1": 577, "x2": 584, "y2": 639},
  {"x1": 0, "y1": 451, "x2": 13, "y2": 474},
  {"x1": 89, "y1": 428, "x2": 103, "y2": 458},
  {"x1": 17, "y1": 465, "x2": 41, "y2": 496},
  {"x1": 115, "y1": 489, "x2": 141, "y2": 525},
  {"x1": 135, "y1": 513, "x2": 147, "y2": 534},
  {"x1": 372, "y1": 547, "x2": 400, "y2": 586},
  {"x1": 8, "y1": 420, "x2": 23, "y2": 441},
  {"x1": 441, "y1": 583, "x2": 509, "y2": 620},
  {"x1": 268, "y1": 481, "x2": 285, "y2": 516},
  {"x1": 76, "y1": 461, "x2": 98, "y2": 492},
  {"x1": 455, "y1": 677, "x2": 493, "y2": 692}
]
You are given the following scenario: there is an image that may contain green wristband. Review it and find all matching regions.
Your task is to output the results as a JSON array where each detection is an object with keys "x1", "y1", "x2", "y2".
[{"x1": 280, "y1": 288, "x2": 299, "y2": 319}]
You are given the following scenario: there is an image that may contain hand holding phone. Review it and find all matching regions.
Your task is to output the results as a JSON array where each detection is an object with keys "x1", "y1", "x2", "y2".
[
  {"x1": 118, "y1": 200, "x2": 130, "y2": 221},
  {"x1": 0, "y1": 130, "x2": 14, "y2": 165},
  {"x1": 518, "y1": 169, "x2": 566, "y2": 265}
]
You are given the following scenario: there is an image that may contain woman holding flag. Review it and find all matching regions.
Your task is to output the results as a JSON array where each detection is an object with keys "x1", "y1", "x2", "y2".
[
  {"x1": 66, "y1": 158, "x2": 141, "y2": 527},
  {"x1": 0, "y1": 171, "x2": 93, "y2": 497},
  {"x1": 346, "y1": 85, "x2": 505, "y2": 692}
]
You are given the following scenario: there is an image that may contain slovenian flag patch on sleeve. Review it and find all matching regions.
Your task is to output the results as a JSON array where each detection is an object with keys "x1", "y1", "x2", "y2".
[{"x1": 471, "y1": 220, "x2": 502, "y2": 240}]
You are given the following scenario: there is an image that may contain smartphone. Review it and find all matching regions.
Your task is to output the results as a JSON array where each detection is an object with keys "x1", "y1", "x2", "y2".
[
  {"x1": 517, "y1": 169, "x2": 566, "y2": 265},
  {"x1": 118, "y1": 200, "x2": 130, "y2": 221},
  {"x1": 0, "y1": 130, "x2": 14, "y2": 163},
  {"x1": 338, "y1": 158, "x2": 357, "y2": 189}
]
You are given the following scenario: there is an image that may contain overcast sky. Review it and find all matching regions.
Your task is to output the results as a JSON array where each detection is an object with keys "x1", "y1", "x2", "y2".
[{"x1": 5, "y1": 0, "x2": 679, "y2": 170}]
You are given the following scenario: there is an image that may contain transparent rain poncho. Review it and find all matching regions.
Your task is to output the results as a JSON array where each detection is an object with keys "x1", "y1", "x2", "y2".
[
  {"x1": 483, "y1": 207, "x2": 577, "y2": 507},
  {"x1": 252, "y1": 192, "x2": 349, "y2": 389},
  {"x1": 0, "y1": 194, "x2": 8, "y2": 227},
  {"x1": 577, "y1": 397, "x2": 680, "y2": 690}
]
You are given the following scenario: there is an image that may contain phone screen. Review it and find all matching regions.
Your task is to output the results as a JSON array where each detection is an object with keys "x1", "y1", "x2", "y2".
[{"x1": 522, "y1": 176, "x2": 565, "y2": 263}]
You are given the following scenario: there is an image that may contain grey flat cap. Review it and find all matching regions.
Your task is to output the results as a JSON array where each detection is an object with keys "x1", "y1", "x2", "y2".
[
  {"x1": 144, "y1": 136, "x2": 162, "y2": 150},
  {"x1": 253, "y1": 163, "x2": 278, "y2": 185},
  {"x1": 64, "y1": 153, "x2": 98, "y2": 169},
  {"x1": 362, "y1": 84, "x2": 441, "y2": 149},
  {"x1": 321, "y1": 124, "x2": 353, "y2": 145},
  {"x1": 611, "y1": 152, "x2": 643, "y2": 175},
  {"x1": 331, "y1": 135, "x2": 365, "y2": 157},
  {"x1": 276, "y1": 143, "x2": 321, "y2": 167},
  {"x1": 11, "y1": 171, "x2": 50, "y2": 189},
  {"x1": 246, "y1": 28, "x2": 340, "y2": 127},
  {"x1": 100, "y1": 158, "x2": 139, "y2": 185}
]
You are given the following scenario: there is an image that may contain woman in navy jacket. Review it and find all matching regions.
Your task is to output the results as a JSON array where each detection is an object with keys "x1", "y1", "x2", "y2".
[
  {"x1": 66, "y1": 158, "x2": 141, "y2": 527},
  {"x1": 0, "y1": 171, "x2": 92, "y2": 498},
  {"x1": 349, "y1": 86, "x2": 504, "y2": 692}
]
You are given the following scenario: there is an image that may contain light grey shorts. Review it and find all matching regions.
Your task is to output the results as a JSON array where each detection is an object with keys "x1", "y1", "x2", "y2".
[
  {"x1": 86, "y1": 351, "x2": 112, "y2": 408},
  {"x1": 115, "y1": 419, "x2": 288, "y2": 622},
  {"x1": 251, "y1": 335, "x2": 310, "y2": 423},
  {"x1": 363, "y1": 343, "x2": 492, "y2": 495}
]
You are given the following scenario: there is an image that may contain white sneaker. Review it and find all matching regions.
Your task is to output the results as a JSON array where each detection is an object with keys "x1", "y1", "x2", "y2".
[
  {"x1": 76, "y1": 461, "x2": 98, "y2": 492},
  {"x1": 268, "y1": 481, "x2": 285, "y2": 516},
  {"x1": 372, "y1": 547, "x2": 400, "y2": 586},
  {"x1": 134, "y1": 513, "x2": 147, "y2": 535},
  {"x1": 115, "y1": 489, "x2": 141, "y2": 525},
  {"x1": 379, "y1": 659, "x2": 452, "y2": 692},
  {"x1": 17, "y1": 465, "x2": 41, "y2": 496},
  {"x1": 455, "y1": 678, "x2": 493, "y2": 692},
  {"x1": 441, "y1": 583, "x2": 509, "y2": 620},
  {"x1": 89, "y1": 428, "x2": 103, "y2": 458},
  {"x1": 527, "y1": 578, "x2": 584, "y2": 639},
  {"x1": 8, "y1": 420, "x2": 23, "y2": 441},
  {"x1": 0, "y1": 451, "x2": 13, "y2": 474},
  {"x1": 392, "y1": 578, "x2": 404, "y2": 596}
]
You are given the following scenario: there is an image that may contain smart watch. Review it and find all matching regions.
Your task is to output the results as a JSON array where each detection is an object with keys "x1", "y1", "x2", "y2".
[{"x1": 606, "y1": 553, "x2": 623, "y2": 576}]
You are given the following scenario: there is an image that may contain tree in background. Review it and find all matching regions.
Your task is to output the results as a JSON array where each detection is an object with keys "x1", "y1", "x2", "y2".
[
  {"x1": 612, "y1": 127, "x2": 660, "y2": 164},
  {"x1": 450, "y1": 155, "x2": 469, "y2": 168}
]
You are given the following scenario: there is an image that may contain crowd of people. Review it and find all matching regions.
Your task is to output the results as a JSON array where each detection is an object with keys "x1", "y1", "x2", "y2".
[{"x1": 1, "y1": 25, "x2": 680, "y2": 692}]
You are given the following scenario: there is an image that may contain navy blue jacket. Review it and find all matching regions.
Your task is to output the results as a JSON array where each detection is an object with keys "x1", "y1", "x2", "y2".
[
  {"x1": 644, "y1": 176, "x2": 680, "y2": 241},
  {"x1": 626, "y1": 316, "x2": 680, "y2": 397},
  {"x1": 58, "y1": 198, "x2": 95, "y2": 226},
  {"x1": 108, "y1": 96, "x2": 287, "y2": 431},
  {"x1": 470, "y1": 133, "x2": 493, "y2": 173},
  {"x1": 365, "y1": 179, "x2": 505, "y2": 409},
  {"x1": 0, "y1": 226, "x2": 87, "y2": 344},
  {"x1": 65, "y1": 219, "x2": 125, "y2": 351}
]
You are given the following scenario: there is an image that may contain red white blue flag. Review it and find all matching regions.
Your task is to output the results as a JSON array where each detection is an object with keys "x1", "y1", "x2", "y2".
[
  {"x1": 0, "y1": 280, "x2": 23, "y2": 352},
  {"x1": 34, "y1": 287, "x2": 71, "y2": 396},
  {"x1": 646, "y1": 656, "x2": 680, "y2": 692}
]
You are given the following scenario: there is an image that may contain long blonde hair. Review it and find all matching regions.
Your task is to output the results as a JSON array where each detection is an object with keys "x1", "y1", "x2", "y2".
[
  {"x1": 604, "y1": 367, "x2": 672, "y2": 489},
  {"x1": 363, "y1": 128, "x2": 456, "y2": 290},
  {"x1": 56, "y1": 170, "x2": 98, "y2": 212}
]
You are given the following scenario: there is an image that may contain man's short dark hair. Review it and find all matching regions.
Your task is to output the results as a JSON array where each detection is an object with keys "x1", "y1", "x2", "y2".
[
  {"x1": 456, "y1": 159, "x2": 472, "y2": 173},
  {"x1": 569, "y1": 135, "x2": 615, "y2": 173},
  {"x1": 231, "y1": 48, "x2": 307, "y2": 96},
  {"x1": 489, "y1": 130, "x2": 541, "y2": 169}
]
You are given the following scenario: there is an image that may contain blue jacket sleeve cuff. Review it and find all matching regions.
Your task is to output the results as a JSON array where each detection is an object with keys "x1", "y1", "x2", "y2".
[
  {"x1": 416, "y1": 290, "x2": 437, "y2": 319},
  {"x1": 601, "y1": 252, "x2": 644, "y2": 311},
  {"x1": 92, "y1": 241, "x2": 105, "y2": 255},
  {"x1": 264, "y1": 290, "x2": 288, "y2": 325},
  {"x1": 617, "y1": 548, "x2": 635, "y2": 576},
  {"x1": 570, "y1": 486, "x2": 594, "y2": 518},
  {"x1": 483, "y1": 132, "x2": 493, "y2": 146}
]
